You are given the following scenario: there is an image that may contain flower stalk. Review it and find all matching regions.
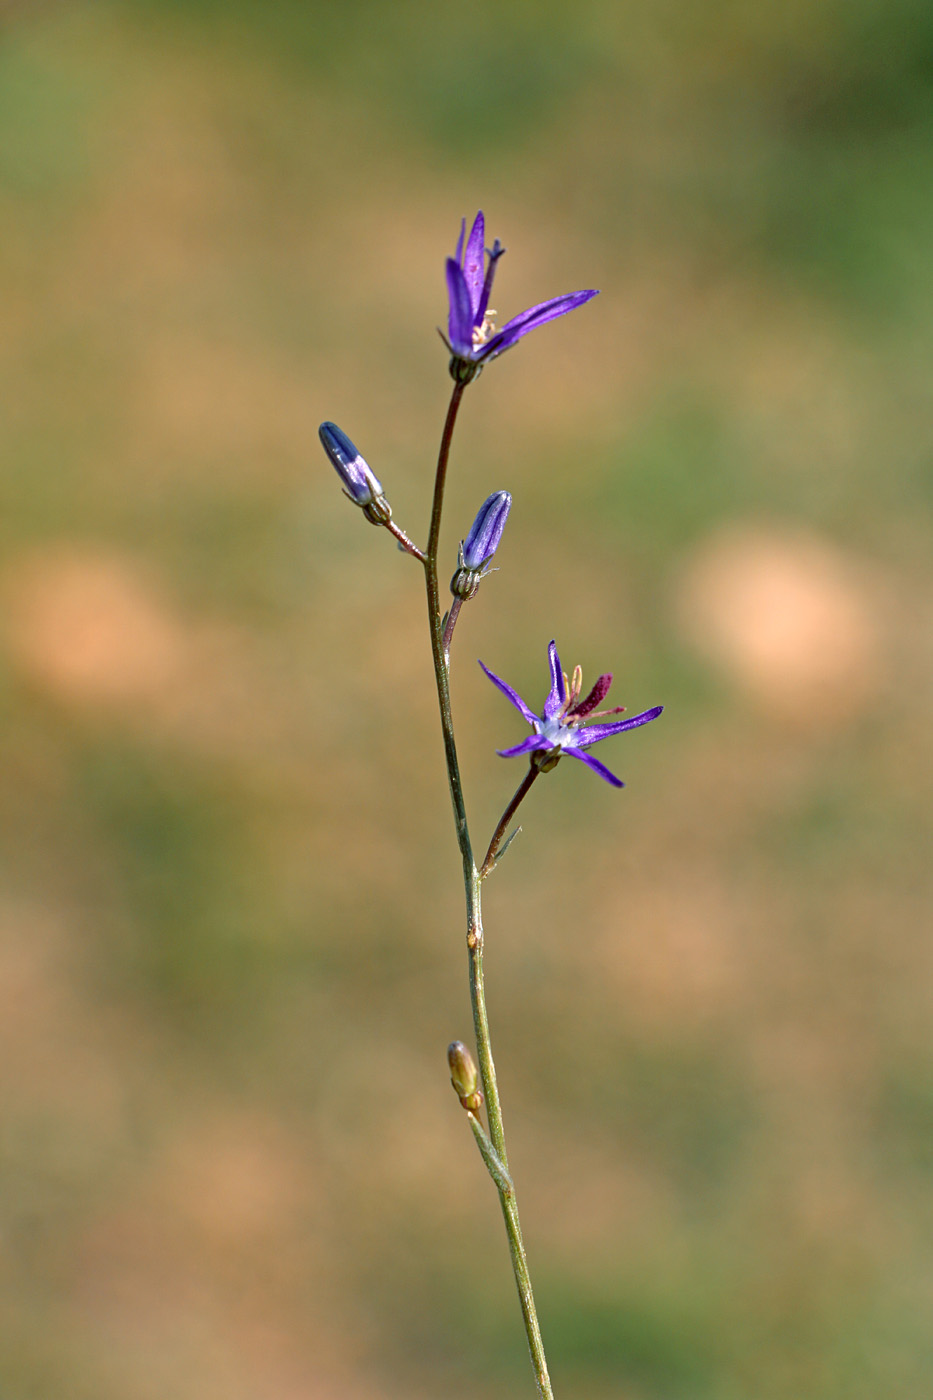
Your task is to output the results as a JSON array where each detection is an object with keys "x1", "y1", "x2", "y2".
[
  {"x1": 384, "y1": 518, "x2": 427, "y2": 562},
  {"x1": 319, "y1": 210, "x2": 657, "y2": 1400},
  {"x1": 423, "y1": 383, "x2": 556, "y2": 1400},
  {"x1": 441, "y1": 597, "x2": 463, "y2": 659},
  {"x1": 481, "y1": 762, "x2": 540, "y2": 878}
]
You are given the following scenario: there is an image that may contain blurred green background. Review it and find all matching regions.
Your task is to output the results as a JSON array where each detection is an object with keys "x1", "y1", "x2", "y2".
[{"x1": 1, "y1": 1, "x2": 932, "y2": 1397}]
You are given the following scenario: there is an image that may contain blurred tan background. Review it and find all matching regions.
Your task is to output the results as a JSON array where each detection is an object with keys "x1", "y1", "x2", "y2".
[{"x1": 1, "y1": 2, "x2": 932, "y2": 1397}]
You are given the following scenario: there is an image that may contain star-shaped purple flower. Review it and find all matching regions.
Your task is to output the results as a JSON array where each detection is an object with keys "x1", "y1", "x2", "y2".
[
  {"x1": 479, "y1": 641, "x2": 663, "y2": 787},
  {"x1": 443, "y1": 212, "x2": 598, "y2": 381}
]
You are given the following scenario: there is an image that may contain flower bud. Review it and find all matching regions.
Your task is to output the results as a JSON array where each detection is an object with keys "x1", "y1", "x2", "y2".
[
  {"x1": 318, "y1": 422, "x2": 388, "y2": 515},
  {"x1": 448, "y1": 1041, "x2": 483, "y2": 1112},
  {"x1": 450, "y1": 490, "x2": 511, "y2": 600},
  {"x1": 462, "y1": 491, "x2": 511, "y2": 570}
]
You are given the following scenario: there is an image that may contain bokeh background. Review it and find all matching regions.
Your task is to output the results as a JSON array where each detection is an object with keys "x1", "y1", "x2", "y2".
[{"x1": 2, "y1": 2, "x2": 932, "y2": 1397}]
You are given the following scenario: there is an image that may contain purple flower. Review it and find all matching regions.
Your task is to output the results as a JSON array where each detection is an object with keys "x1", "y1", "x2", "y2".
[
  {"x1": 462, "y1": 491, "x2": 512, "y2": 570},
  {"x1": 479, "y1": 641, "x2": 663, "y2": 787},
  {"x1": 451, "y1": 490, "x2": 512, "y2": 601},
  {"x1": 443, "y1": 212, "x2": 598, "y2": 381},
  {"x1": 319, "y1": 421, "x2": 384, "y2": 507}
]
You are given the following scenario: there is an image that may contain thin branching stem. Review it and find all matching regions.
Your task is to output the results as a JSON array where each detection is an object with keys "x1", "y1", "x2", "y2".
[
  {"x1": 466, "y1": 1111, "x2": 514, "y2": 1196},
  {"x1": 442, "y1": 596, "x2": 463, "y2": 658},
  {"x1": 422, "y1": 382, "x2": 555, "y2": 1400},
  {"x1": 384, "y1": 518, "x2": 427, "y2": 561},
  {"x1": 481, "y1": 763, "x2": 540, "y2": 878}
]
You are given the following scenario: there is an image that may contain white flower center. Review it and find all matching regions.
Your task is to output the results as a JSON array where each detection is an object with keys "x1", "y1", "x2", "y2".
[{"x1": 537, "y1": 715, "x2": 572, "y2": 748}]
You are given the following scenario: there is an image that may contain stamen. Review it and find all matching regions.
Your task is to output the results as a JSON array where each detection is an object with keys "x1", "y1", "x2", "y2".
[
  {"x1": 472, "y1": 308, "x2": 498, "y2": 348},
  {"x1": 568, "y1": 673, "x2": 614, "y2": 718}
]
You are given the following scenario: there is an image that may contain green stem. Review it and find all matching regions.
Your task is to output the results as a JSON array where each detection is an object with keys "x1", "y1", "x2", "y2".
[
  {"x1": 466, "y1": 1111, "x2": 513, "y2": 1196},
  {"x1": 423, "y1": 382, "x2": 555, "y2": 1400}
]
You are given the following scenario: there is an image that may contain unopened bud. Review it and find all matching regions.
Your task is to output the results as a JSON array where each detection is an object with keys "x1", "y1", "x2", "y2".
[
  {"x1": 318, "y1": 421, "x2": 390, "y2": 520},
  {"x1": 447, "y1": 1041, "x2": 483, "y2": 1112},
  {"x1": 450, "y1": 490, "x2": 511, "y2": 600},
  {"x1": 462, "y1": 491, "x2": 511, "y2": 570}
]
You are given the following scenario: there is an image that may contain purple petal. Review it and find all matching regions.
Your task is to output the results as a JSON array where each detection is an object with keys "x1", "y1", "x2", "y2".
[
  {"x1": 318, "y1": 421, "x2": 383, "y2": 504},
  {"x1": 446, "y1": 259, "x2": 475, "y2": 356},
  {"x1": 463, "y1": 212, "x2": 485, "y2": 317},
  {"x1": 573, "y1": 705, "x2": 664, "y2": 748},
  {"x1": 478, "y1": 659, "x2": 539, "y2": 726},
  {"x1": 543, "y1": 640, "x2": 567, "y2": 720},
  {"x1": 481, "y1": 290, "x2": 599, "y2": 360},
  {"x1": 462, "y1": 490, "x2": 511, "y2": 569},
  {"x1": 567, "y1": 748, "x2": 625, "y2": 787},
  {"x1": 454, "y1": 217, "x2": 466, "y2": 266},
  {"x1": 497, "y1": 736, "x2": 550, "y2": 759},
  {"x1": 475, "y1": 238, "x2": 505, "y2": 326}
]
